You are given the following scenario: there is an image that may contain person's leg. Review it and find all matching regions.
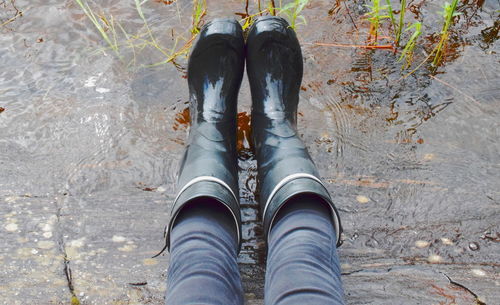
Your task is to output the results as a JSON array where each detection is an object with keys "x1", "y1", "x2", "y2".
[
  {"x1": 164, "y1": 18, "x2": 245, "y2": 305},
  {"x1": 166, "y1": 198, "x2": 244, "y2": 305},
  {"x1": 265, "y1": 194, "x2": 345, "y2": 305}
]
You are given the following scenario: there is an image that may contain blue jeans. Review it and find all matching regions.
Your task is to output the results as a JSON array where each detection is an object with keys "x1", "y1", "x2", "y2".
[{"x1": 166, "y1": 195, "x2": 345, "y2": 305}]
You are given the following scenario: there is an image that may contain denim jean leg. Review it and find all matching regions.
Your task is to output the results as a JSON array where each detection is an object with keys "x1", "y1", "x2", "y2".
[
  {"x1": 165, "y1": 199, "x2": 244, "y2": 305},
  {"x1": 265, "y1": 194, "x2": 345, "y2": 305}
]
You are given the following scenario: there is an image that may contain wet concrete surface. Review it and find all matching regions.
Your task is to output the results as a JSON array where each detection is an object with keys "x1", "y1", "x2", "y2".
[{"x1": 1, "y1": 0, "x2": 499, "y2": 304}]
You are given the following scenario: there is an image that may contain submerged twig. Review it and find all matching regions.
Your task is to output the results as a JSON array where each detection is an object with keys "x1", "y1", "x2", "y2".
[
  {"x1": 429, "y1": 75, "x2": 482, "y2": 106},
  {"x1": 309, "y1": 42, "x2": 396, "y2": 51},
  {"x1": 0, "y1": 1, "x2": 26, "y2": 28}
]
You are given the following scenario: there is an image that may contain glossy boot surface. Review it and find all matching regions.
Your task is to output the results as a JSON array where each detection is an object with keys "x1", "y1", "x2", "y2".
[
  {"x1": 246, "y1": 16, "x2": 342, "y2": 246},
  {"x1": 165, "y1": 18, "x2": 245, "y2": 251}
]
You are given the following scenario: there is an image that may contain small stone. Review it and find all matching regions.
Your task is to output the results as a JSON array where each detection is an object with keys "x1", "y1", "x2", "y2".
[
  {"x1": 17, "y1": 237, "x2": 29, "y2": 243},
  {"x1": 156, "y1": 186, "x2": 166, "y2": 193},
  {"x1": 41, "y1": 223, "x2": 52, "y2": 232},
  {"x1": 5, "y1": 223, "x2": 18, "y2": 232},
  {"x1": 423, "y1": 153, "x2": 435, "y2": 161},
  {"x1": 118, "y1": 244, "x2": 137, "y2": 252},
  {"x1": 16, "y1": 248, "x2": 33, "y2": 257},
  {"x1": 66, "y1": 246, "x2": 80, "y2": 260},
  {"x1": 31, "y1": 249, "x2": 39, "y2": 255},
  {"x1": 96, "y1": 87, "x2": 110, "y2": 93},
  {"x1": 37, "y1": 240, "x2": 55, "y2": 249},
  {"x1": 427, "y1": 254, "x2": 442, "y2": 264},
  {"x1": 440, "y1": 237, "x2": 453, "y2": 245},
  {"x1": 245, "y1": 293, "x2": 256, "y2": 300},
  {"x1": 5, "y1": 196, "x2": 18, "y2": 203},
  {"x1": 143, "y1": 258, "x2": 158, "y2": 266},
  {"x1": 469, "y1": 242, "x2": 479, "y2": 251},
  {"x1": 69, "y1": 238, "x2": 85, "y2": 248},
  {"x1": 471, "y1": 269, "x2": 486, "y2": 277},
  {"x1": 112, "y1": 235, "x2": 126, "y2": 243},
  {"x1": 43, "y1": 231, "x2": 53, "y2": 238},
  {"x1": 356, "y1": 195, "x2": 370, "y2": 204},
  {"x1": 415, "y1": 240, "x2": 430, "y2": 248}
]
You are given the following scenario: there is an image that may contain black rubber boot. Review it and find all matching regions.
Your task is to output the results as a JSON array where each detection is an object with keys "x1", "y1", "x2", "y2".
[
  {"x1": 246, "y1": 16, "x2": 342, "y2": 246},
  {"x1": 165, "y1": 18, "x2": 245, "y2": 251}
]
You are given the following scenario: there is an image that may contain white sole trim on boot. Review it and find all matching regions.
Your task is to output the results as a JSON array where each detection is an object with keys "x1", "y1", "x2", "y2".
[
  {"x1": 172, "y1": 176, "x2": 240, "y2": 245},
  {"x1": 264, "y1": 173, "x2": 341, "y2": 245}
]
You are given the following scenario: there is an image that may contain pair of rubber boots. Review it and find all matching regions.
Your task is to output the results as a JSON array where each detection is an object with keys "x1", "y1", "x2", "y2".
[{"x1": 166, "y1": 16, "x2": 342, "y2": 251}]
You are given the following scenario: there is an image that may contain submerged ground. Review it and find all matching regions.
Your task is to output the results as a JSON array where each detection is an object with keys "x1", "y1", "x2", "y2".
[{"x1": 1, "y1": 0, "x2": 499, "y2": 304}]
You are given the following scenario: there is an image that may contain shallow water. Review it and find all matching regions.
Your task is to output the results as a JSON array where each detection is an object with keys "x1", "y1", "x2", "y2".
[{"x1": 1, "y1": 0, "x2": 499, "y2": 304}]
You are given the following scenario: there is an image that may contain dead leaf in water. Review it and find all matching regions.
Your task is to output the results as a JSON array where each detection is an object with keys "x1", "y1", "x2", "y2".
[{"x1": 154, "y1": 0, "x2": 176, "y2": 4}]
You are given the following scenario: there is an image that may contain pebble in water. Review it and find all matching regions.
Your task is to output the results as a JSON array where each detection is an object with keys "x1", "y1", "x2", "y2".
[
  {"x1": 440, "y1": 237, "x2": 453, "y2": 245},
  {"x1": 143, "y1": 258, "x2": 158, "y2": 266},
  {"x1": 427, "y1": 254, "x2": 442, "y2": 264},
  {"x1": 5, "y1": 196, "x2": 19, "y2": 204},
  {"x1": 112, "y1": 235, "x2": 126, "y2": 243},
  {"x1": 469, "y1": 242, "x2": 480, "y2": 251},
  {"x1": 356, "y1": 195, "x2": 370, "y2": 204},
  {"x1": 5, "y1": 223, "x2": 19, "y2": 232},
  {"x1": 69, "y1": 238, "x2": 85, "y2": 248},
  {"x1": 37, "y1": 240, "x2": 55, "y2": 249},
  {"x1": 415, "y1": 240, "x2": 430, "y2": 248},
  {"x1": 423, "y1": 154, "x2": 435, "y2": 161},
  {"x1": 471, "y1": 269, "x2": 486, "y2": 277}
]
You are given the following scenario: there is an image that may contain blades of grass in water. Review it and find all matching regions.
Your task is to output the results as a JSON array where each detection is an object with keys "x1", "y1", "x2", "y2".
[
  {"x1": 240, "y1": 9, "x2": 271, "y2": 30},
  {"x1": 135, "y1": 0, "x2": 160, "y2": 49},
  {"x1": 276, "y1": 0, "x2": 309, "y2": 29},
  {"x1": 269, "y1": 0, "x2": 276, "y2": 16},
  {"x1": 396, "y1": 0, "x2": 406, "y2": 45},
  {"x1": 75, "y1": 0, "x2": 204, "y2": 68},
  {"x1": 385, "y1": 0, "x2": 396, "y2": 33},
  {"x1": 191, "y1": 0, "x2": 206, "y2": 34},
  {"x1": 398, "y1": 22, "x2": 422, "y2": 69},
  {"x1": 75, "y1": 0, "x2": 120, "y2": 56},
  {"x1": 433, "y1": 0, "x2": 461, "y2": 67},
  {"x1": 365, "y1": 0, "x2": 390, "y2": 44}
]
